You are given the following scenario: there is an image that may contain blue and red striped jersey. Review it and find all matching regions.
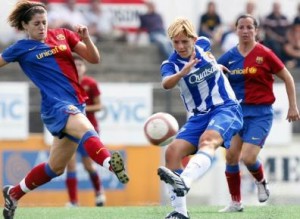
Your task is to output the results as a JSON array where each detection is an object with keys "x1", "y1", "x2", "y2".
[
  {"x1": 218, "y1": 43, "x2": 284, "y2": 105},
  {"x1": 2, "y1": 28, "x2": 87, "y2": 107}
]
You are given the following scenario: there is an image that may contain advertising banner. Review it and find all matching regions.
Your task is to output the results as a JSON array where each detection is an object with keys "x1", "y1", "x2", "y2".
[
  {"x1": 42, "y1": 0, "x2": 145, "y2": 31},
  {"x1": 2, "y1": 150, "x2": 126, "y2": 190},
  {"x1": 97, "y1": 83, "x2": 153, "y2": 145},
  {"x1": 44, "y1": 83, "x2": 153, "y2": 146},
  {"x1": 0, "y1": 135, "x2": 161, "y2": 206},
  {"x1": 0, "y1": 82, "x2": 29, "y2": 140},
  {"x1": 265, "y1": 83, "x2": 292, "y2": 145}
]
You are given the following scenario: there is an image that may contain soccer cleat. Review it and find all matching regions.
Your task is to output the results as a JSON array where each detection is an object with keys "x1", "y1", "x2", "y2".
[
  {"x1": 110, "y1": 151, "x2": 129, "y2": 184},
  {"x1": 3, "y1": 185, "x2": 18, "y2": 219},
  {"x1": 165, "y1": 211, "x2": 190, "y2": 219},
  {"x1": 95, "y1": 193, "x2": 106, "y2": 207},
  {"x1": 256, "y1": 180, "x2": 270, "y2": 202},
  {"x1": 65, "y1": 202, "x2": 79, "y2": 208},
  {"x1": 218, "y1": 201, "x2": 244, "y2": 213},
  {"x1": 157, "y1": 166, "x2": 189, "y2": 197}
]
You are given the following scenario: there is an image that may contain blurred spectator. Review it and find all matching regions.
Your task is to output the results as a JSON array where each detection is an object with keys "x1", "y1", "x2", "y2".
[
  {"x1": 197, "y1": 1, "x2": 222, "y2": 44},
  {"x1": 47, "y1": 0, "x2": 87, "y2": 30},
  {"x1": 293, "y1": 3, "x2": 300, "y2": 25},
  {"x1": 263, "y1": 1, "x2": 290, "y2": 61},
  {"x1": 221, "y1": 1, "x2": 266, "y2": 53},
  {"x1": 244, "y1": 0, "x2": 264, "y2": 42},
  {"x1": 40, "y1": 0, "x2": 49, "y2": 8},
  {"x1": 83, "y1": 0, "x2": 126, "y2": 43},
  {"x1": 0, "y1": 30, "x2": 25, "y2": 46},
  {"x1": 283, "y1": 23, "x2": 300, "y2": 69},
  {"x1": 220, "y1": 22, "x2": 238, "y2": 52},
  {"x1": 244, "y1": 0, "x2": 260, "y2": 21},
  {"x1": 220, "y1": 1, "x2": 262, "y2": 52},
  {"x1": 136, "y1": 1, "x2": 173, "y2": 60}
]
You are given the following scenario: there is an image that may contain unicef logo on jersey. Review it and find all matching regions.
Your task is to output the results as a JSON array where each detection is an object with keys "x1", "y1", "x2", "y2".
[
  {"x1": 187, "y1": 63, "x2": 218, "y2": 86},
  {"x1": 36, "y1": 45, "x2": 67, "y2": 60}
]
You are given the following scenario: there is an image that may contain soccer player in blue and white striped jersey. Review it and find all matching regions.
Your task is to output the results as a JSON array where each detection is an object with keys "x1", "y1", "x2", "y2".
[{"x1": 157, "y1": 17, "x2": 243, "y2": 219}]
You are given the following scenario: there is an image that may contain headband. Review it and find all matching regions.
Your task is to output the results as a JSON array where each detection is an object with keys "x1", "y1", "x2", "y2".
[{"x1": 22, "y1": 5, "x2": 46, "y2": 20}]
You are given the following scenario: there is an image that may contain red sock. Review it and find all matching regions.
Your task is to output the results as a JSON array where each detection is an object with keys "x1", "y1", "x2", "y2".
[
  {"x1": 10, "y1": 163, "x2": 54, "y2": 200},
  {"x1": 89, "y1": 171, "x2": 101, "y2": 195},
  {"x1": 83, "y1": 136, "x2": 111, "y2": 167},
  {"x1": 249, "y1": 164, "x2": 264, "y2": 182},
  {"x1": 66, "y1": 176, "x2": 78, "y2": 204},
  {"x1": 225, "y1": 171, "x2": 241, "y2": 202}
]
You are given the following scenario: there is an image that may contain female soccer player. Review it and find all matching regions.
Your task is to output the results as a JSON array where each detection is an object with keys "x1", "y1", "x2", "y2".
[
  {"x1": 157, "y1": 17, "x2": 243, "y2": 219},
  {"x1": 0, "y1": 1, "x2": 129, "y2": 218},
  {"x1": 217, "y1": 14, "x2": 300, "y2": 212}
]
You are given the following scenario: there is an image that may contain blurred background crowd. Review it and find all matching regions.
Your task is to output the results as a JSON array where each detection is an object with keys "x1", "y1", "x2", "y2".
[{"x1": 2, "y1": 0, "x2": 300, "y2": 68}]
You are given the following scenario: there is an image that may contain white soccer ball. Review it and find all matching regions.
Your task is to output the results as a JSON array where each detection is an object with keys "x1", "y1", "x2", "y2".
[{"x1": 143, "y1": 112, "x2": 179, "y2": 146}]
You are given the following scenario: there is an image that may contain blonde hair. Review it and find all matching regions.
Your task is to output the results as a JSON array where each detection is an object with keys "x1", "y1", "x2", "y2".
[{"x1": 167, "y1": 17, "x2": 198, "y2": 39}]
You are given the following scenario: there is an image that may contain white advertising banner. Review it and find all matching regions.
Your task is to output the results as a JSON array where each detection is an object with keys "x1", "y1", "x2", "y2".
[
  {"x1": 97, "y1": 83, "x2": 153, "y2": 146},
  {"x1": 102, "y1": 2, "x2": 145, "y2": 31},
  {"x1": 44, "y1": 83, "x2": 153, "y2": 146},
  {"x1": 0, "y1": 82, "x2": 29, "y2": 140},
  {"x1": 260, "y1": 144, "x2": 300, "y2": 199},
  {"x1": 265, "y1": 83, "x2": 292, "y2": 145}
]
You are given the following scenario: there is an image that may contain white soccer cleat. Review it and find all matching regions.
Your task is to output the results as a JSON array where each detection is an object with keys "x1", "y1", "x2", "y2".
[
  {"x1": 95, "y1": 193, "x2": 106, "y2": 207},
  {"x1": 256, "y1": 180, "x2": 270, "y2": 202},
  {"x1": 65, "y1": 202, "x2": 78, "y2": 208},
  {"x1": 218, "y1": 201, "x2": 244, "y2": 213},
  {"x1": 157, "y1": 166, "x2": 189, "y2": 197}
]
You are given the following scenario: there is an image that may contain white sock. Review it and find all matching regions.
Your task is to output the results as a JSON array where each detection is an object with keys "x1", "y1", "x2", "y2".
[
  {"x1": 166, "y1": 184, "x2": 188, "y2": 217},
  {"x1": 181, "y1": 151, "x2": 212, "y2": 188},
  {"x1": 103, "y1": 157, "x2": 111, "y2": 170},
  {"x1": 20, "y1": 178, "x2": 30, "y2": 193}
]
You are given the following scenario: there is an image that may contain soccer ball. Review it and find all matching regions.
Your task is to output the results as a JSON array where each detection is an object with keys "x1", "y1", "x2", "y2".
[{"x1": 143, "y1": 112, "x2": 179, "y2": 146}]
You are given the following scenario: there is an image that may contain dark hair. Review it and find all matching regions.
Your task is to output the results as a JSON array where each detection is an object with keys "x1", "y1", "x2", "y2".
[
  {"x1": 235, "y1": 14, "x2": 258, "y2": 28},
  {"x1": 8, "y1": 0, "x2": 46, "y2": 31}
]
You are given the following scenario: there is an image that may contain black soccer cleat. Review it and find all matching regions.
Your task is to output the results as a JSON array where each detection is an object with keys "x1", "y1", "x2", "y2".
[
  {"x1": 3, "y1": 185, "x2": 18, "y2": 219},
  {"x1": 158, "y1": 166, "x2": 189, "y2": 197},
  {"x1": 165, "y1": 211, "x2": 190, "y2": 219}
]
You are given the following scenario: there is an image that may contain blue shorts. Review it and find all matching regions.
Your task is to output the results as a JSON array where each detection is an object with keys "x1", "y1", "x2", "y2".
[
  {"x1": 41, "y1": 101, "x2": 86, "y2": 139},
  {"x1": 177, "y1": 103, "x2": 243, "y2": 149},
  {"x1": 239, "y1": 105, "x2": 273, "y2": 147}
]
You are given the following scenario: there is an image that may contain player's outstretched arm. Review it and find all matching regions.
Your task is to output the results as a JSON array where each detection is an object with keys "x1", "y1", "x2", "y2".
[
  {"x1": 0, "y1": 55, "x2": 8, "y2": 67},
  {"x1": 276, "y1": 67, "x2": 300, "y2": 122}
]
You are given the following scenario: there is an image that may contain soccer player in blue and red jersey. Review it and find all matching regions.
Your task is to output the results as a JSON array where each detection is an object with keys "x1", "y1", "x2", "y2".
[
  {"x1": 0, "y1": 1, "x2": 129, "y2": 218},
  {"x1": 218, "y1": 14, "x2": 300, "y2": 212},
  {"x1": 65, "y1": 55, "x2": 105, "y2": 207},
  {"x1": 156, "y1": 17, "x2": 243, "y2": 219}
]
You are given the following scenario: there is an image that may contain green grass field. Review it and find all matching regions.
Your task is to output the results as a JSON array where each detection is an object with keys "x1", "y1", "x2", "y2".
[{"x1": 4, "y1": 205, "x2": 300, "y2": 219}]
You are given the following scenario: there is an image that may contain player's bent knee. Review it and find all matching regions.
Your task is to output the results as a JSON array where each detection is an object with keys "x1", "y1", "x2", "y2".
[{"x1": 79, "y1": 130, "x2": 99, "y2": 145}]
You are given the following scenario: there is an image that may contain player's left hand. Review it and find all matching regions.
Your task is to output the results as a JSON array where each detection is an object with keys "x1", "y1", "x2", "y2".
[
  {"x1": 74, "y1": 24, "x2": 90, "y2": 40},
  {"x1": 287, "y1": 107, "x2": 300, "y2": 122},
  {"x1": 218, "y1": 64, "x2": 230, "y2": 73}
]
